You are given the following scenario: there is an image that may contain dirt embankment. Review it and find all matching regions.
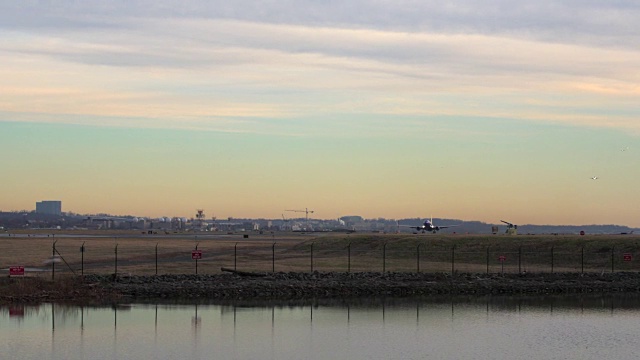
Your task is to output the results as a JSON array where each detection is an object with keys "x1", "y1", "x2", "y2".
[{"x1": 4, "y1": 271, "x2": 640, "y2": 304}]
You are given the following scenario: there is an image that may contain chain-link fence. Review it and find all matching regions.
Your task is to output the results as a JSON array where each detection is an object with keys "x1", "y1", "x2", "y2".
[{"x1": 5, "y1": 237, "x2": 635, "y2": 277}]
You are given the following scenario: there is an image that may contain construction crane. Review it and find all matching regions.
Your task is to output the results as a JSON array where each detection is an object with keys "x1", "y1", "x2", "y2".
[{"x1": 285, "y1": 208, "x2": 315, "y2": 231}]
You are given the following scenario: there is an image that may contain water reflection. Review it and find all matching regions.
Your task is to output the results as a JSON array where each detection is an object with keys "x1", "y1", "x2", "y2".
[
  {"x1": 3, "y1": 295, "x2": 640, "y2": 360},
  {"x1": 5, "y1": 294, "x2": 640, "y2": 330}
]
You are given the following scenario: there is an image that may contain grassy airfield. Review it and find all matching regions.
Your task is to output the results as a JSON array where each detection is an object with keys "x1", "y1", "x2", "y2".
[{"x1": 1, "y1": 230, "x2": 639, "y2": 276}]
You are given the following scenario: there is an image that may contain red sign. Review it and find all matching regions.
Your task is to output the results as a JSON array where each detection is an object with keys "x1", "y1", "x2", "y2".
[
  {"x1": 498, "y1": 256, "x2": 506, "y2": 262},
  {"x1": 623, "y1": 253, "x2": 633, "y2": 262},
  {"x1": 9, "y1": 266, "x2": 24, "y2": 276},
  {"x1": 192, "y1": 250, "x2": 202, "y2": 260}
]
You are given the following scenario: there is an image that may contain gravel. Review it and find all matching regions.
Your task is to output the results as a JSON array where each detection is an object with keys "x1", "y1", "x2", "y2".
[{"x1": 80, "y1": 271, "x2": 640, "y2": 301}]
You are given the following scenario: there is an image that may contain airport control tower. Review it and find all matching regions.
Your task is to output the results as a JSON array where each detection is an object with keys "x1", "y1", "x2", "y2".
[{"x1": 195, "y1": 209, "x2": 206, "y2": 230}]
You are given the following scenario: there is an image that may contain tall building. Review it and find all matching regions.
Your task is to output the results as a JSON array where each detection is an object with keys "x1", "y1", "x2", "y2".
[{"x1": 36, "y1": 200, "x2": 62, "y2": 215}]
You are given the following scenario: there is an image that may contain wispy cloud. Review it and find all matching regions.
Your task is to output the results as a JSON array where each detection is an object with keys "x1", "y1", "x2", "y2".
[{"x1": 1, "y1": 1, "x2": 639, "y2": 136}]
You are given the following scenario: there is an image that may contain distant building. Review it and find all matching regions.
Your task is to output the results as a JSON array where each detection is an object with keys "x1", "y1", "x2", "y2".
[
  {"x1": 340, "y1": 216, "x2": 363, "y2": 223},
  {"x1": 36, "y1": 200, "x2": 62, "y2": 216}
]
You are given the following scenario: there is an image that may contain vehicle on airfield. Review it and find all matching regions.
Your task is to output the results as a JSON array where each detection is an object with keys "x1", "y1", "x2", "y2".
[{"x1": 501, "y1": 220, "x2": 518, "y2": 235}]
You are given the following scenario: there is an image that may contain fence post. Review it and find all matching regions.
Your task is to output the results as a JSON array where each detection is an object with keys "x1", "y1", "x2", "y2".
[
  {"x1": 52, "y1": 240, "x2": 57, "y2": 280},
  {"x1": 451, "y1": 245, "x2": 456, "y2": 275},
  {"x1": 272, "y1": 242, "x2": 276, "y2": 273},
  {"x1": 383, "y1": 242, "x2": 387, "y2": 273},
  {"x1": 114, "y1": 243, "x2": 118, "y2": 278},
  {"x1": 611, "y1": 246, "x2": 615, "y2": 273},
  {"x1": 486, "y1": 246, "x2": 490, "y2": 274},
  {"x1": 417, "y1": 243, "x2": 422, "y2": 273},
  {"x1": 81, "y1": 242, "x2": 85, "y2": 276},
  {"x1": 195, "y1": 243, "x2": 199, "y2": 275},
  {"x1": 551, "y1": 246, "x2": 554, "y2": 273},
  {"x1": 518, "y1": 246, "x2": 522, "y2": 274},
  {"x1": 310, "y1": 242, "x2": 314, "y2": 273},
  {"x1": 155, "y1": 243, "x2": 158, "y2": 275},
  {"x1": 348, "y1": 242, "x2": 351, "y2": 273},
  {"x1": 234, "y1": 242, "x2": 238, "y2": 271}
]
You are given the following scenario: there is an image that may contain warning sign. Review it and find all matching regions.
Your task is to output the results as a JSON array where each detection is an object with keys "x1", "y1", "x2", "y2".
[{"x1": 9, "y1": 266, "x2": 24, "y2": 276}]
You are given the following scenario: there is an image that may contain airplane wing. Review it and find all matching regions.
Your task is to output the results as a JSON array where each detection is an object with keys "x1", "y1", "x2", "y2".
[{"x1": 436, "y1": 224, "x2": 460, "y2": 229}]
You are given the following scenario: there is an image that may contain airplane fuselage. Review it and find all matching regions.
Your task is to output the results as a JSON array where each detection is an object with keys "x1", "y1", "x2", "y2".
[
  {"x1": 400, "y1": 219, "x2": 458, "y2": 234},
  {"x1": 415, "y1": 221, "x2": 438, "y2": 233}
]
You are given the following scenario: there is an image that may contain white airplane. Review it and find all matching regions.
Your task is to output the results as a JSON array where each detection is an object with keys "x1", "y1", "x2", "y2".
[
  {"x1": 590, "y1": 176, "x2": 599, "y2": 180},
  {"x1": 398, "y1": 218, "x2": 460, "y2": 233}
]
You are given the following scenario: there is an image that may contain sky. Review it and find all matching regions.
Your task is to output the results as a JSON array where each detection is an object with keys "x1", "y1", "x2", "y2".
[{"x1": 1, "y1": 1, "x2": 639, "y2": 226}]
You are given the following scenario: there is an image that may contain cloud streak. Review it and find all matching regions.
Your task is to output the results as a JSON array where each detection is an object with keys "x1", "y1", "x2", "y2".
[{"x1": 1, "y1": 1, "x2": 639, "y2": 136}]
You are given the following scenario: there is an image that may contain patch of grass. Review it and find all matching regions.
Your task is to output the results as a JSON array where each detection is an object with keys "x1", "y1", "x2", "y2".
[{"x1": 2, "y1": 231, "x2": 640, "y2": 274}]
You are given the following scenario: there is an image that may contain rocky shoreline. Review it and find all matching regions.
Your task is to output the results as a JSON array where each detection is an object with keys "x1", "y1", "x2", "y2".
[
  {"x1": 81, "y1": 271, "x2": 640, "y2": 301},
  {"x1": 4, "y1": 271, "x2": 640, "y2": 304}
]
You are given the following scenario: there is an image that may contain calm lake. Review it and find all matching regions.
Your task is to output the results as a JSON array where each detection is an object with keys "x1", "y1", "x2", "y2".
[{"x1": 2, "y1": 295, "x2": 640, "y2": 359}]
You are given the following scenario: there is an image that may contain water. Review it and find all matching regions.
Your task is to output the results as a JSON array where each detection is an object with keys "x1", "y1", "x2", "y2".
[{"x1": 2, "y1": 296, "x2": 640, "y2": 360}]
